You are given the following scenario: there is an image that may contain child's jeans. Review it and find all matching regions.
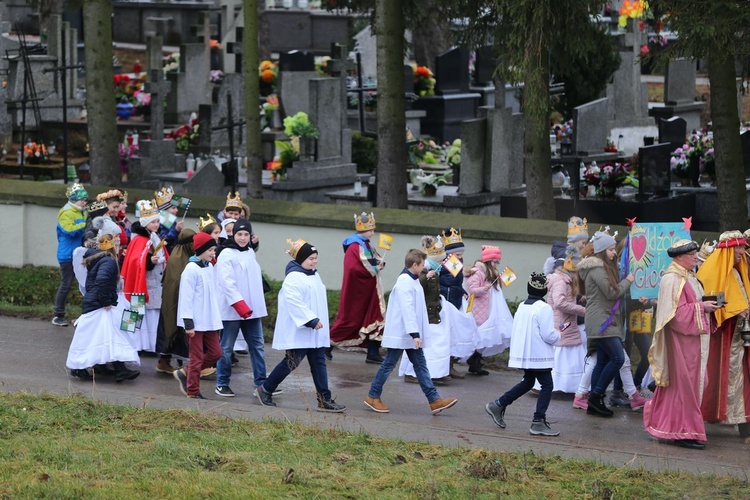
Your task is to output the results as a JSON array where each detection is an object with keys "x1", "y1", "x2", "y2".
[
  {"x1": 187, "y1": 330, "x2": 222, "y2": 396},
  {"x1": 496, "y1": 369, "x2": 553, "y2": 421},
  {"x1": 369, "y1": 348, "x2": 439, "y2": 403},
  {"x1": 217, "y1": 318, "x2": 267, "y2": 388},
  {"x1": 264, "y1": 347, "x2": 332, "y2": 402}
]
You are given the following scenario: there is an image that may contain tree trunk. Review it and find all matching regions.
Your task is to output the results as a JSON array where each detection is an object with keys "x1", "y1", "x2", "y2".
[
  {"x1": 375, "y1": 0, "x2": 407, "y2": 209},
  {"x1": 411, "y1": 6, "x2": 450, "y2": 70},
  {"x1": 523, "y1": 32, "x2": 555, "y2": 220},
  {"x1": 709, "y1": 49, "x2": 746, "y2": 230},
  {"x1": 83, "y1": 0, "x2": 119, "y2": 185},
  {"x1": 244, "y1": 0, "x2": 263, "y2": 199}
]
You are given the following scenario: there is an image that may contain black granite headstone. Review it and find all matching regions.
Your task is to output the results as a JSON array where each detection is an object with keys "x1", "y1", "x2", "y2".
[
  {"x1": 474, "y1": 46, "x2": 496, "y2": 86},
  {"x1": 435, "y1": 48, "x2": 471, "y2": 95},
  {"x1": 278, "y1": 50, "x2": 315, "y2": 72},
  {"x1": 638, "y1": 143, "x2": 672, "y2": 199},
  {"x1": 404, "y1": 65, "x2": 415, "y2": 94},
  {"x1": 741, "y1": 130, "x2": 750, "y2": 179},
  {"x1": 658, "y1": 116, "x2": 687, "y2": 152}
]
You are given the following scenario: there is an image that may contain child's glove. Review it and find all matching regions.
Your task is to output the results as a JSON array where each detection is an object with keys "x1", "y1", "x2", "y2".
[{"x1": 232, "y1": 300, "x2": 252, "y2": 319}]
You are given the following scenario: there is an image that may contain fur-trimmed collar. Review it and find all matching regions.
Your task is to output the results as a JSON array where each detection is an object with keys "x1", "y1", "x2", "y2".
[
  {"x1": 131, "y1": 221, "x2": 150, "y2": 238},
  {"x1": 82, "y1": 249, "x2": 113, "y2": 267},
  {"x1": 576, "y1": 256, "x2": 604, "y2": 271}
]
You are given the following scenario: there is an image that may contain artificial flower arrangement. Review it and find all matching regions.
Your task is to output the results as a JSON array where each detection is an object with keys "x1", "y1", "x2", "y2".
[
  {"x1": 413, "y1": 65, "x2": 436, "y2": 96},
  {"x1": 283, "y1": 111, "x2": 318, "y2": 138},
  {"x1": 554, "y1": 119, "x2": 574, "y2": 142},
  {"x1": 670, "y1": 130, "x2": 714, "y2": 180},
  {"x1": 23, "y1": 141, "x2": 49, "y2": 163},
  {"x1": 166, "y1": 112, "x2": 200, "y2": 152},
  {"x1": 259, "y1": 60, "x2": 278, "y2": 96},
  {"x1": 604, "y1": 138, "x2": 618, "y2": 153},
  {"x1": 618, "y1": 0, "x2": 647, "y2": 28},
  {"x1": 582, "y1": 160, "x2": 638, "y2": 198},
  {"x1": 163, "y1": 52, "x2": 180, "y2": 74},
  {"x1": 261, "y1": 94, "x2": 280, "y2": 130}
]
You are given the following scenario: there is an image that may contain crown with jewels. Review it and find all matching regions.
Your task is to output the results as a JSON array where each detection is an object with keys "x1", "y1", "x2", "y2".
[
  {"x1": 421, "y1": 235, "x2": 446, "y2": 259},
  {"x1": 354, "y1": 212, "x2": 376, "y2": 232},
  {"x1": 65, "y1": 182, "x2": 88, "y2": 201},
  {"x1": 528, "y1": 272, "x2": 548, "y2": 291},
  {"x1": 563, "y1": 245, "x2": 581, "y2": 272},
  {"x1": 441, "y1": 227, "x2": 462, "y2": 246},
  {"x1": 225, "y1": 191, "x2": 243, "y2": 210},
  {"x1": 286, "y1": 238, "x2": 307, "y2": 260},
  {"x1": 567, "y1": 216, "x2": 588, "y2": 237},
  {"x1": 136, "y1": 199, "x2": 159, "y2": 220},
  {"x1": 197, "y1": 213, "x2": 216, "y2": 231},
  {"x1": 698, "y1": 240, "x2": 717, "y2": 262},
  {"x1": 155, "y1": 186, "x2": 175, "y2": 210},
  {"x1": 86, "y1": 200, "x2": 107, "y2": 213}
]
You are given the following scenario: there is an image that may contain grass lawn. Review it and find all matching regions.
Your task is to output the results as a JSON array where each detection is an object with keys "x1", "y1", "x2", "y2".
[{"x1": 0, "y1": 392, "x2": 747, "y2": 498}]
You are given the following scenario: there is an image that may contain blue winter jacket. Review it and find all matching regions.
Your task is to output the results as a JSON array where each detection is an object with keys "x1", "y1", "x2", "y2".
[
  {"x1": 56, "y1": 202, "x2": 86, "y2": 263},
  {"x1": 81, "y1": 249, "x2": 119, "y2": 314}
]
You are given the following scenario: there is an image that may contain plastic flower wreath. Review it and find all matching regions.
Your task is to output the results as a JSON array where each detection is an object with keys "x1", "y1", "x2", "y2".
[{"x1": 413, "y1": 65, "x2": 436, "y2": 96}]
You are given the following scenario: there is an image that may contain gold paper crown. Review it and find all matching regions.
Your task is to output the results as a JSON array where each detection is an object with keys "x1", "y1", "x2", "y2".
[
  {"x1": 286, "y1": 238, "x2": 307, "y2": 260},
  {"x1": 563, "y1": 246, "x2": 581, "y2": 272},
  {"x1": 197, "y1": 213, "x2": 216, "y2": 231},
  {"x1": 354, "y1": 212, "x2": 376, "y2": 232},
  {"x1": 65, "y1": 182, "x2": 87, "y2": 200},
  {"x1": 442, "y1": 227, "x2": 462, "y2": 246},
  {"x1": 528, "y1": 272, "x2": 548, "y2": 290},
  {"x1": 698, "y1": 240, "x2": 717, "y2": 262},
  {"x1": 96, "y1": 189, "x2": 123, "y2": 202},
  {"x1": 567, "y1": 216, "x2": 588, "y2": 237},
  {"x1": 98, "y1": 234, "x2": 116, "y2": 251},
  {"x1": 86, "y1": 200, "x2": 107, "y2": 213},
  {"x1": 225, "y1": 191, "x2": 243, "y2": 210},
  {"x1": 421, "y1": 235, "x2": 446, "y2": 259},
  {"x1": 155, "y1": 186, "x2": 174, "y2": 209},
  {"x1": 136, "y1": 199, "x2": 159, "y2": 220},
  {"x1": 121, "y1": 190, "x2": 128, "y2": 202}
]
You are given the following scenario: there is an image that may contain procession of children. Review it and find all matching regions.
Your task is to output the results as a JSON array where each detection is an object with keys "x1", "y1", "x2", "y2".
[{"x1": 57, "y1": 184, "x2": 750, "y2": 446}]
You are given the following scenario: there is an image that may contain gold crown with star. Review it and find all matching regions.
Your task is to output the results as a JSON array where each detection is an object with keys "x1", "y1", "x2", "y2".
[
  {"x1": 286, "y1": 238, "x2": 307, "y2": 260},
  {"x1": 136, "y1": 199, "x2": 159, "y2": 220},
  {"x1": 197, "y1": 213, "x2": 216, "y2": 231},
  {"x1": 421, "y1": 235, "x2": 446, "y2": 259},
  {"x1": 441, "y1": 227, "x2": 462, "y2": 246},
  {"x1": 354, "y1": 212, "x2": 376, "y2": 232},
  {"x1": 567, "y1": 216, "x2": 588, "y2": 237},
  {"x1": 155, "y1": 186, "x2": 174, "y2": 209},
  {"x1": 225, "y1": 191, "x2": 243, "y2": 210}
]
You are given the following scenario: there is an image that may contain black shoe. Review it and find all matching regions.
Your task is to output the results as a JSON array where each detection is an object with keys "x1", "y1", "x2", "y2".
[
  {"x1": 647, "y1": 381, "x2": 657, "y2": 393},
  {"x1": 114, "y1": 368, "x2": 140, "y2": 382},
  {"x1": 318, "y1": 399, "x2": 347, "y2": 413},
  {"x1": 173, "y1": 368, "x2": 188, "y2": 396},
  {"x1": 188, "y1": 393, "x2": 207, "y2": 400},
  {"x1": 70, "y1": 369, "x2": 93, "y2": 381},
  {"x1": 365, "y1": 354, "x2": 384, "y2": 365},
  {"x1": 324, "y1": 347, "x2": 333, "y2": 361},
  {"x1": 467, "y1": 352, "x2": 489, "y2": 375},
  {"x1": 676, "y1": 439, "x2": 705, "y2": 450},
  {"x1": 92, "y1": 364, "x2": 116, "y2": 376},
  {"x1": 256, "y1": 385, "x2": 276, "y2": 407},
  {"x1": 586, "y1": 393, "x2": 614, "y2": 417},
  {"x1": 468, "y1": 366, "x2": 490, "y2": 376},
  {"x1": 215, "y1": 385, "x2": 235, "y2": 397}
]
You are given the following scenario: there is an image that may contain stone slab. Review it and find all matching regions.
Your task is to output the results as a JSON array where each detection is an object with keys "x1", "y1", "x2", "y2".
[{"x1": 572, "y1": 97, "x2": 609, "y2": 154}]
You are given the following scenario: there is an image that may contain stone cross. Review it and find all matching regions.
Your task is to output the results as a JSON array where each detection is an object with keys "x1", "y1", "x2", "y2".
[
  {"x1": 144, "y1": 69, "x2": 171, "y2": 141},
  {"x1": 228, "y1": 26, "x2": 244, "y2": 72},
  {"x1": 146, "y1": 35, "x2": 163, "y2": 75},
  {"x1": 326, "y1": 44, "x2": 354, "y2": 77}
]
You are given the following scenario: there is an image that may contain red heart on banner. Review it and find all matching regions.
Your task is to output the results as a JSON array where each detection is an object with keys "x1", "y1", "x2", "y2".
[{"x1": 631, "y1": 234, "x2": 647, "y2": 262}]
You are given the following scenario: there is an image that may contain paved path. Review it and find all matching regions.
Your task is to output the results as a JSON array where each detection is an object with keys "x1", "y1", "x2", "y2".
[{"x1": 1, "y1": 316, "x2": 747, "y2": 478}]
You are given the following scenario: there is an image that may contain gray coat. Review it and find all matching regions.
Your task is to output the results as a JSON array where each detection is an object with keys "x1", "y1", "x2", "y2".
[{"x1": 577, "y1": 256, "x2": 631, "y2": 340}]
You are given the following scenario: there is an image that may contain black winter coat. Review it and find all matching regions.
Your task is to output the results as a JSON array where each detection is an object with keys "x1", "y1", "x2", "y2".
[{"x1": 439, "y1": 269, "x2": 465, "y2": 310}]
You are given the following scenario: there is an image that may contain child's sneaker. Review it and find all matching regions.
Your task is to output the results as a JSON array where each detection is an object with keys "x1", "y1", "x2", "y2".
[
  {"x1": 173, "y1": 368, "x2": 188, "y2": 396},
  {"x1": 530, "y1": 419, "x2": 560, "y2": 436},
  {"x1": 429, "y1": 397, "x2": 458, "y2": 414},
  {"x1": 318, "y1": 399, "x2": 347, "y2": 413},
  {"x1": 485, "y1": 401, "x2": 506, "y2": 428},
  {"x1": 573, "y1": 393, "x2": 588, "y2": 410},
  {"x1": 364, "y1": 396, "x2": 389, "y2": 413},
  {"x1": 255, "y1": 385, "x2": 276, "y2": 407},
  {"x1": 51, "y1": 316, "x2": 68, "y2": 327},
  {"x1": 608, "y1": 390, "x2": 630, "y2": 407},
  {"x1": 214, "y1": 385, "x2": 235, "y2": 397},
  {"x1": 629, "y1": 392, "x2": 649, "y2": 411}
]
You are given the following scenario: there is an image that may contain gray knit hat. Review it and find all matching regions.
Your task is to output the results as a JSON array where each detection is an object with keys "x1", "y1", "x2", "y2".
[{"x1": 591, "y1": 228, "x2": 617, "y2": 254}]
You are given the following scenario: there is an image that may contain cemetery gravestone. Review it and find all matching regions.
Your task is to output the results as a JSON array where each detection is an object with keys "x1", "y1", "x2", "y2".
[
  {"x1": 664, "y1": 58, "x2": 696, "y2": 105},
  {"x1": 657, "y1": 116, "x2": 687, "y2": 152},
  {"x1": 435, "y1": 48, "x2": 470, "y2": 95},
  {"x1": 638, "y1": 142, "x2": 672, "y2": 198},
  {"x1": 572, "y1": 98, "x2": 609, "y2": 155}
]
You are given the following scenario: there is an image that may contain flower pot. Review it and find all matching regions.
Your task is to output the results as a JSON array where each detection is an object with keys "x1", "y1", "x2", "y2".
[
  {"x1": 680, "y1": 177, "x2": 692, "y2": 187},
  {"x1": 299, "y1": 137, "x2": 316, "y2": 161},
  {"x1": 422, "y1": 184, "x2": 437, "y2": 197}
]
